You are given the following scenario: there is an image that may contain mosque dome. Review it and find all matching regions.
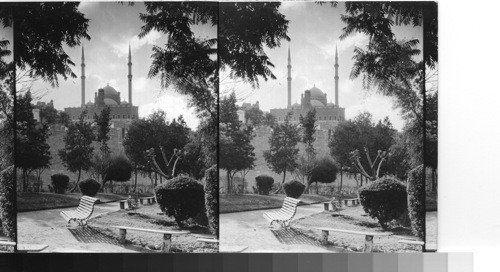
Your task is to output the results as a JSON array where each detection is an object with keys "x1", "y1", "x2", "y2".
[
  {"x1": 85, "y1": 101, "x2": 94, "y2": 106},
  {"x1": 103, "y1": 84, "x2": 118, "y2": 96},
  {"x1": 309, "y1": 86, "x2": 324, "y2": 97},
  {"x1": 292, "y1": 102, "x2": 300, "y2": 109},
  {"x1": 310, "y1": 99, "x2": 325, "y2": 107}
]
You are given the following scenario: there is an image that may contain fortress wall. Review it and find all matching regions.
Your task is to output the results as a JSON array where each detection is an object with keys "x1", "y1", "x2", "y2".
[
  {"x1": 34, "y1": 123, "x2": 152, "y2": 191},
  {"x1": 219, "y1": 125, "x2": 358, "y2": 193}
]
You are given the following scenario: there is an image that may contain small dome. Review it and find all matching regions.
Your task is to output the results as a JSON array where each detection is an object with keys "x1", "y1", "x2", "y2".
[
  {"x1": 103, "y1": 98, "x2": 118, "y2": 106},
  {"x1": 85, "y1": 101, "x2": 94, "y2": 106},
  {"x1": 102, "y1": 84, "x2": 118, "y2": 96},
  {"x1": 121, "y1": 101, "x2": 129, "y2": 105},
  {"x1": 310, "y1": 99, "x2": 325, "y2": 107},
  {"x1": 292, "y1": 102, "x2": 300, "y2": 109}
]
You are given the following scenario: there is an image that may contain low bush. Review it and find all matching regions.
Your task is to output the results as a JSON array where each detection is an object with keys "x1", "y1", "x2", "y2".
[
  {"x1": 204, "y1": 165, "x2": 218, "y2": 235},
  {"x1": 0, "y1": 166, "x2": 15, "y2": 241},
  {"x1": 79, "y1": 179, "x2": 101, "y2": 197},
  {"x1": 359, "y1": 177, "x2": 407, "y2": 229},
  {"x1": 51, "y1": 174, "x2": 69, "y2": 194},
  {"x1": 407, "y1": 165, "x2": 425, "y2": 239},
  {"x1": 283, "y1": 180, "x2": 305, "y2": 199},
  {"x1": 155, "y1": 176, "x2": 205, "y2": 227},
  {"x1": 255, "y1": 175, "x2": 274, "y2": 195}
]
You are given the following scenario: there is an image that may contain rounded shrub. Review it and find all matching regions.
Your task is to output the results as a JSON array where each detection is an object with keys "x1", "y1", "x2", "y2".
[
  {"x1": 204, "y1": 165, "x2": 218, "y2": 235},
  {"x1": 106, "y1": 155, "x2": 133, "y2": 182},
  {"x1": 283, "y1": 180, "x2": 305, "y2": 199},
  {"x1": 255, "y1": 175, "x2": 274, "y2": 195},
  {"x1": 309, "y1": 156, "x2": 338, "y2": 185},
  {"x1": 0, "y1": 166, "x2": 16, "y2": 241},
  {"x1": 155, "y1": 175, "x2": 205, "y2": 227},
  {"x1": 407, "y1": 165, "x2": 425, "y2": 239},
  {"x1": 51, "y1": 174, "x2": 69, "y2": 194},
  {"x1": 359, "y1": 177, "x2": 407, "y2": 229},
  {"x1": 79, "y1": 179, "x2": 101, "y2": 197}
]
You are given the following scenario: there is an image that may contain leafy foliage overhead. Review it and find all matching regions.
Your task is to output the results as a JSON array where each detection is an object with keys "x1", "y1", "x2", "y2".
[{"x1": 12, "y1": 2, "x2": 90, "y2": 86}]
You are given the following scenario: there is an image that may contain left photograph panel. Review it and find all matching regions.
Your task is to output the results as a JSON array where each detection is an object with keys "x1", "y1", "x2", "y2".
[
  {"x1": 0, "y1": 5, "x2": 15, "y2": 252},
  {"x1": 14, "y1": 2, "x2": 218, "y2": 253}
]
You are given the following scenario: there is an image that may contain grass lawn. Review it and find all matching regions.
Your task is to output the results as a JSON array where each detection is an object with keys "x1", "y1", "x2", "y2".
[
  {"x1": 17, "y1": 192, "x2": 130, "y2": 212},
  {"x1": 220, "y1": 194, "x2": 332, "y2": 213},
  {"x1": 293, "y1": 206, "x2": 422, "y2": 252},
  {"x1": 89, "y1": 205, "x2": 217, "y2": 253}
]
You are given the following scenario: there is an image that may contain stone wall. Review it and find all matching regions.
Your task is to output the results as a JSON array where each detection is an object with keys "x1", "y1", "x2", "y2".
[
  {"x1": 27, "y1": 123, "x2": 152, "y2": 192},
  {"x1": 219, "y1": 125, "x2": 359, "y2": 194}
]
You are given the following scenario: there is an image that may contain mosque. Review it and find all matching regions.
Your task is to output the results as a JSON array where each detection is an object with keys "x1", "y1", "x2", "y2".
[
  {"x1": 269, "y1": 46, "x2": 345, "y2": 130},
  {"x1": 64, "y1": 46, "x2": 139, "y2": 125}
]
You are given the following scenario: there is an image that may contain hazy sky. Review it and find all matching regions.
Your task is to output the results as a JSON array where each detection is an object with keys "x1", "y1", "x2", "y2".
[
  {"x1": 221, "y1": 2, "x2": 423, "y2": 131},
  {"x1": 20, "y1": 2, "x2": 216, "y2": 130}
]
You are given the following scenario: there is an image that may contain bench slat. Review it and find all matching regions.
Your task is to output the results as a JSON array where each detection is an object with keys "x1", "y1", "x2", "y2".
[
  {"x1": 110, "y1": 226, "x2": 189, "y2": 235},
  {"x1": 316, "y1": 227, "x2": 391, "y2": 236}
]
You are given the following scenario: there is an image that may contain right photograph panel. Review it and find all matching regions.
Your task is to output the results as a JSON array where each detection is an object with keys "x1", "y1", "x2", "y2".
[{"x1": 219, "y1": 1, "x2": 437, "y2": 253}]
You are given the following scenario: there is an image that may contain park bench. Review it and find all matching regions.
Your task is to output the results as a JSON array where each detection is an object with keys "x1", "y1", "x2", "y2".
[
  {"x1": 60, "y1": 196, "x2": 99, "y2": 227},
  {"x1": 111, "y1": 225, "x2": 189, "y2": 252},
  {"x1": 263, "y1": 197, "x2": 301, "y2": 228},
  {"x1": 315, "y1": 227, "x2": 391, "y2": 252},
  {"x1": 139, "y1": 196, "x2": 156, "y2": 205},
  {"x1": 342, "y1": 198, "x2": 360, "y2": 206}
]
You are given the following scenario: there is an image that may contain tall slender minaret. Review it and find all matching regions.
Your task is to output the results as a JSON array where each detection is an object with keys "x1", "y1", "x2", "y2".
[
  {"x1": 81, "y1": 46, "x2": 86, "y2": 107},
  {"x1": 334, "y1": 44, "x2": 339, "y2": 107},
  {"x1": 287, "y1": 46, "x2": 292, "y2": 108},
  {"x1": 128, "y1": 44, "x2": 132, "y2": 106}
]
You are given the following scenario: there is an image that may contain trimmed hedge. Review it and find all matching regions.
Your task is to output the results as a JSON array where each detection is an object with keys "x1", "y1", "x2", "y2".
[
  {"x1": 51, "y1": 174, "x2": 69, "y2": 194},
  {"x1": 204, "y1": 165, "x2": 218, "y2": 235},
  {"x1": 407, "y1": 165, "x2": 425, "y2": 239},
  {"x1": 283, "y1": 180, "x2": 305, "y2": 199},
  {"x1": 155, "y1": 176, "x2": 205, "y2": 227},
  {"x1": 0, "y1": 166, "x2": 16, "y2": 241},
  {"x1": 359, "y1": 177, "x2": 407, "y2": 229},
  {"x1": 79, "y1": 179, "x2": 101, "y2": 197},
  {"x1": 255, "y1": 175, "x2": 274, "y2": 195}
]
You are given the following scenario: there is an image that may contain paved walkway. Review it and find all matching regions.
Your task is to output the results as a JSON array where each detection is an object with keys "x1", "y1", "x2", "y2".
[
  {"x1": 220, "y1": 203, "x2": 341, "y2": 252},
  {"x1": 17, "y1": 201, "x2": 139, "y2": 252}
]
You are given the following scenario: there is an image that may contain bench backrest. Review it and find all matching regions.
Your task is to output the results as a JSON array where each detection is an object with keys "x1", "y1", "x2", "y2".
[
  {"x1": 279, "y1": 197, "x2": 301, "y2": 217},
  {"x1": 75, "y1": 196, "x2": 99, "y2": 218}
]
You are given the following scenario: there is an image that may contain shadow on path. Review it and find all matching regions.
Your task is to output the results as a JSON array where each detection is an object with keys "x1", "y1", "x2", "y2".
[
  {"x1": 271, "y1": 228, "x2": 323, "y2": 247},
  {"x1": 68, "y1": 227, "x2": 120, "y2": 245}
]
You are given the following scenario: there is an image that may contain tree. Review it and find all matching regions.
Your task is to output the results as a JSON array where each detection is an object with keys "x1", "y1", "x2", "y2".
[
  {"x1": 12, "y1": 2, "x2": 90, "y2": 86},
  {"x1": 263, "y1": 112, "x2": 276, "y2": 127},
  {"x1": 244, "y1": 106, "x2": 264, "y2": 126},
  {"x1": 329, "y1": 112, "x2": 396, "y2": 182},
  {"x1": 58, "y1": 111, "x2": 94, "y2": 192},
  {"x1": 139, "y1": 2, "x2": 290, "y2": 170},
  {"x1": 123, "y1": 111, "x2": 191, "y2": 189},
  {"x1": 104, "y1": 155, "x2": 133, "y2": 186},
  {"x1": 15, "y1": 91, "x2": 51, "y2": 192},
  {"x1": 94, "y1": 107, "x2": 111, "y2": 155},
  {"x1": 299, "y1": 109, "x2": 317, "y2": 161},
  {"x1": 0, "y1": 29, "x2": 14, "y2": 170},
  {"x1": 263, "y1": 113, "x2": 300, "y2": 193},
  {"x1": 219, "y1": 93, "x2": 255, "y2": 194}
]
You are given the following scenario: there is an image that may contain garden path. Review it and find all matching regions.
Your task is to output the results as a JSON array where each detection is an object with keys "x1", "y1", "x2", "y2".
[
  {"x1": 17, "y1": 201, "x2": 140, "y2": 252},
  {"x1": 220, "y1": 203, "x2": 341, "y2": 252}
]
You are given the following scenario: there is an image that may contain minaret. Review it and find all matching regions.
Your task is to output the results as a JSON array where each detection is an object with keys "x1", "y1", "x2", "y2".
[
  {"x1": 287, "y1": 46, "x2": 292, "y2": 108},
  {"x1": 81, "y1": 46, "x2": 86, "y2": 107},
  {"x1": 334, "y1": 44, "x2": 339, "y2": 107},
  {"x1": 128, "y1": 44, "x2": 132, "y2": 106}
]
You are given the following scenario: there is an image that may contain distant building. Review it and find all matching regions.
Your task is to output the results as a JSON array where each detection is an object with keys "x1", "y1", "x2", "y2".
[
  {"x1": 270, "y1": 46, "x2": 345, "y2": 130},
  {"x1": 64, "y1": 46, "x2": 138, "y2": 127}
]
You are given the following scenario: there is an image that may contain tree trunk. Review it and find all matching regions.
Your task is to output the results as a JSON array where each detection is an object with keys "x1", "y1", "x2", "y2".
[
  {"x1": 70, "y1": 169, "x2": 82, "y2": 193},
  {"x1": 133, "y1": 168, "x2": 138, "y2": 193},
  {"x1": 339, "y1": 170, "x2": 343, "y2": 198},
  {"x1": 273, "y1": 171, "x2": 286, "y2": 194},
  {"x1": 315, "y1": 182, "x2": 319, "y2": 194},
  {"x1": 226, "y1": 171, "x2": 232, "y2": 194}
]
